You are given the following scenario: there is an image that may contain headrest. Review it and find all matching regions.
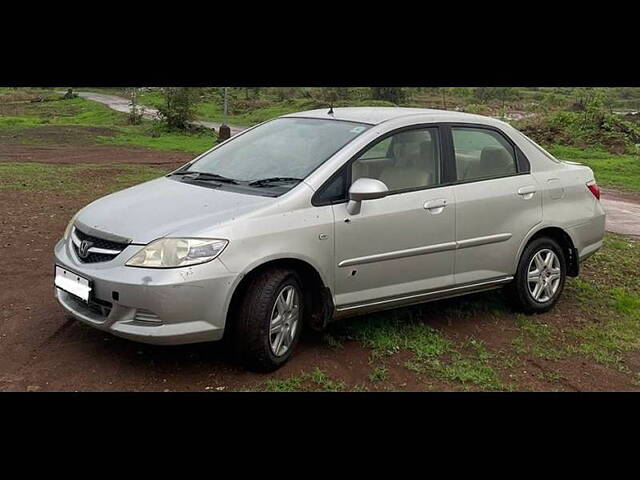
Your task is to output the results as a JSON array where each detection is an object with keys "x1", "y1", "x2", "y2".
[
  {"x1": 480, "y1": 146, "x2": 515, "y2": 174},
  {"x1": 420, "y1": 139, "x2": 433, "y2": 156},
  {"x1": 394, "y1": 131, "x2": 425, "y2": 145}
]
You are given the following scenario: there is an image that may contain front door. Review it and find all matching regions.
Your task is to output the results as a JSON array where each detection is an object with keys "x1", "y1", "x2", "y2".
[{"x1": 331, "y1": 127, "x2": 457, "y2": 309}]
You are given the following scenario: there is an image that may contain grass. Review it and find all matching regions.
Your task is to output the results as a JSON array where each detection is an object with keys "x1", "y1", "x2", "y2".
[
  {"x1": 195, "y1": 98, "x2": 318, "y2": 126},
  {"x1": 368, "y1": 365, "x2": 389, "y2": 383},
  {"x1": 545, "y1": 144, "x2": 640, "y2": 192},
  {"x1": 434, "y1": 354, "x2": 504, "y2": 391},
  {"x1": 345, "y1": 312, "x2": 451, "y2": 360},
  {"x1": 564, "y1": 235, "x2": 640, "y2": 368},
  {"x1": 568, "y1": 283, "x2": 640, "y2": 367},
  {"x1": 0, "y1": 94, "x2": 215, "y2": 155},
  {"x1": 512, "y1": 314, "x2": 564, "y2": 361},
  {"x1": 320, "y1": 333, "x2": 343, "y2": 350},
  {"x1": 97, "y1": 127, "x2": 215, "y2": 154},
  {"x1": 259, "y1": 368, "x2": 346, "y2": 392},
  {"x1": 0, "y1": 162, "x2": 171, "y2": 193},
  {"x1": 136, "y1": 90, "x2": 397, "y2": 126},
  {"x1": 341, "y1": 312, "x2": 506, "y2": 390},
  {"x1": 406, "y1": 338, "x2": 507, "y2": 391},
  {"x1": 0, "y1": 97, "x2": 124, "y2": 128}
]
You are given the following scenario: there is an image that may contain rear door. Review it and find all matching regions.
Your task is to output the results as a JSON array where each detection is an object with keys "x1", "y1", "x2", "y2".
[{"x1": 447, "y1": 125, "x2": 542, "y2": 285}]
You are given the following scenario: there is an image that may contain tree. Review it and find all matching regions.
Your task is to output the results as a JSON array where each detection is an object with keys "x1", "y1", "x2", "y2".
[
  {"x1": 473, "y1": 87, "x2": 520, "y2": 106},
  {"x1": 244, "y1": 87, "x2": 262, "y2": 99},
  {"x1": 317, "y1": 87, "x2": 354, "y2": 104},
  {"x1": 127, "y1": 87, "x2": 144, "y2": 125},
  {"x1": 573, "y1": 88, "x2": 606, "y2": 125},
  {"x1": 370, "y1": 87, "x2": 405, "y2": 104},
  {"x1": 157, "y1": 87, "x2": 200, "y2": 130}
]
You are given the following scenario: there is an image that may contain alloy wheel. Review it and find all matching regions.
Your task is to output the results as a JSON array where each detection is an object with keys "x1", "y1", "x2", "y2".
[
  {"x1": 269, "y1": 285, "x2": 300, "y2": 357},
  {"x1": 527, "y1": 249, "x2": 562, "y2": 303}
]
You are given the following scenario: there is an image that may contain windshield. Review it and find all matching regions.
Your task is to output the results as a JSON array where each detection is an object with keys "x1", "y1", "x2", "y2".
[{"x1": 181, "y1": 117, "x2": 371, "y2": 194}]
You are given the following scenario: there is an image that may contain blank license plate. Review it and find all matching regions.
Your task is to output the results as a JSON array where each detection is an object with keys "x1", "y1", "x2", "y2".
[{"x1": 55, "y1": 266, "x2": 92, "y2": 302}]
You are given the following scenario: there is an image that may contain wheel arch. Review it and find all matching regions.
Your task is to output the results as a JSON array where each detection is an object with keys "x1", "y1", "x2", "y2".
[
  {"x1": 515, "y1": 225, "x2": 579, "y2": 277},
  {"x1": 224, "y1": 256, "x2": 335, "y2": 337}
]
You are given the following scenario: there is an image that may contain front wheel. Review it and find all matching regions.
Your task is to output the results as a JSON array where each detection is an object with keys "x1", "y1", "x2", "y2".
[
  {"x1": 231, "y1": 268, "x2": 304, "y2": 372},
  {"x1": 507, "y1": 237, "x2": 567, "y2": 313}
]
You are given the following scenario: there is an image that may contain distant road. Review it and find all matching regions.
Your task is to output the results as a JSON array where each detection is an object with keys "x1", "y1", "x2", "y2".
[
  {"x1": 601, "y1": 190, "x2": 640, "y2": 237},
  {"x1": 75, "y1": 91, "x2": 247, "y2": 136}
]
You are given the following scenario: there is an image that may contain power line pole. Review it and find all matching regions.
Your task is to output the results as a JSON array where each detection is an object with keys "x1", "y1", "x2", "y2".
[
  {"x1": 223, "y1": 87, "x2": 228, "y2": 124},
  {"x1": 218, "y1": 87, "x2": 231, "y2": 142}
]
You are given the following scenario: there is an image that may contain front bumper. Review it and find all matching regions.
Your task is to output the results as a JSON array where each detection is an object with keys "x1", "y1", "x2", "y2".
[{"x1": 53, "y1": 237, "x2": 237, "y2": 345}]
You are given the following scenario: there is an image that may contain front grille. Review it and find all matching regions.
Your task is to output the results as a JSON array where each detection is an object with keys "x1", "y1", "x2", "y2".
[{"x1": 72, "y1": 227, "x2": 129, "y2": 263}]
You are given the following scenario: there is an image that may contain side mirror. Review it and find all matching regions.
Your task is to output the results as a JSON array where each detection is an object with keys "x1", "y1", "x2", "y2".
[{"x1": 346, "y1": 178, "x2": 389, "y2": 215}]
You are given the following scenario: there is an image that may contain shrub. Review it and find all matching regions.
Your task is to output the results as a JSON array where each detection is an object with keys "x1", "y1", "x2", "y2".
[
  {"x1": 516, "y1": 108, "x2": 640, "y2": 154},
  {"x1": 463, "y1": 104, "x2": 492, "y2": 115},
  {"x1": 270, "y1": 87, "x2": 298, "y2": 102},
  {"x1": 127, "y1": 88, "x2": 144, "y2": 125},
  {"x1": 156, "y1": 87, "x2": 200, "y2": 130},
  {"x1": 370, "y1": 87, "x2": 406, "y2": 105},
  {"x1": 231, "y1": 98, "x2": 272, "y2": 114}
]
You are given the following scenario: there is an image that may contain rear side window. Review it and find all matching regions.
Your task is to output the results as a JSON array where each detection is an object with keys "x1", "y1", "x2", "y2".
[
  {"x1": 515, "y1": 130, "x2": 561, "y2": 164},
  {"x1": 452, "y1": 127, "x2": 517, "y2": 181}
]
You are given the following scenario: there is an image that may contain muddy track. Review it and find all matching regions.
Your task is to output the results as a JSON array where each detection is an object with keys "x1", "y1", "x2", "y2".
[
  {"x1": 601, "y1": 189, "x2": 640, "y2": 237},
  {"x1": 74, "y1": 91, "x2": 247, "y2": 137}
]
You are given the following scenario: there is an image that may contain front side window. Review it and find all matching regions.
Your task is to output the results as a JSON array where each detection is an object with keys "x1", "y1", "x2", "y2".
[
  {"x1": 182, "y1": 118, "x2": 371, "y2": 194},
  {"x1": 452, "y1": 127, "x2": 517, "y2": 181},
  {"x1": 350, "y1": 128, "x2": 441, "y2": 192}
]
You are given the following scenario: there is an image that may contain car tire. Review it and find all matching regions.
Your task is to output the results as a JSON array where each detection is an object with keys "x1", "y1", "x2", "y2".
[
  {"x1": 507, "y1": 236, "x2": 567, "y2": 314},
  {"x1": 231, "y1": 267, "x2": 304, "y2": 372}
]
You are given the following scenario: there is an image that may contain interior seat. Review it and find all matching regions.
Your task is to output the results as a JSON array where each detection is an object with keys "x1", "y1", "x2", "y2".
[
  {"x1": 420, "y1": 140, "x2": 438, "y2": 184},
  {"x1": 379, "y1": 134, "x2": 434, "y2": 190},
  {"x1": 380, "y1": 166, "x2": 432, "y2": 191},
  {"x1": 472, "y1": 145, "x2": 516, "y2": 178}
]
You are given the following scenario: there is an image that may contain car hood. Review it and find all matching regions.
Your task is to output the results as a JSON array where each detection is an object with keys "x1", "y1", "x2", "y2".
[{"x1": 75, "y1": 177, "x2": 275, "y2": 244}]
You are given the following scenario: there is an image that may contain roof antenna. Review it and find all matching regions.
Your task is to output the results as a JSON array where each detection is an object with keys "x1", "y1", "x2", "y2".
[{"x1": 327, "y1": 103, "x2": 334, "y2": 115}]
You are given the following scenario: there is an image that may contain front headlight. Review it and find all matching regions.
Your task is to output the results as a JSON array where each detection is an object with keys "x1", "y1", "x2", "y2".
[
  {"x1": 125, "y1": 238, "x2": 228, "y2": 268},
  {"x1": 63, "y1": 213, "x2": 78, "y2": 241}
]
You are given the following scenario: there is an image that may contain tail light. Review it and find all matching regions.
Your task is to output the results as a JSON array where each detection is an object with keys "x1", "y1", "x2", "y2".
[{"x1": 586, "y1": 180, "x2": 600, "y2": 201}]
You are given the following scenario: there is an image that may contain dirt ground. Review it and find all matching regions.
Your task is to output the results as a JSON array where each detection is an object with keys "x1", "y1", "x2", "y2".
[
  {"x1": 1, "y1": 144, "x2": 639, "y2": 392},
  {"x1": 0, "y1": 126, "x2": 191, "y2": 166}
]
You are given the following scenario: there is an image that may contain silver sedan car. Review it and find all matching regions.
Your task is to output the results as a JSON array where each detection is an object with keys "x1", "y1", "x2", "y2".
[{"x1": 53, "y1": 107, "x2": 606, "y2": 371}]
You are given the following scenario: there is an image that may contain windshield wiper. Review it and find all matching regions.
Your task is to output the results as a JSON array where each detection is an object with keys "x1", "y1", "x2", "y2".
[
  {"x1": 248, "y1": 177, "x2": 303, "y2": 187},
  {"x1": 169, "y1": 171, "x2": 238, "y2": 184}
]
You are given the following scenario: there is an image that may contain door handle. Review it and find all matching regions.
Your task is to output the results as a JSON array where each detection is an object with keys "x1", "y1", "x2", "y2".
[
  {"x1": 517, "y1": 186, "x2": 536, "y2": 199},
  {"x1": 424, "y1": 199, "x2": 448, "y2": 213}
]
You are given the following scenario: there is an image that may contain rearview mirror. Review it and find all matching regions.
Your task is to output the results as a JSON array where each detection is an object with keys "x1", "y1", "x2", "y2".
[{"x1": 346, "y1": 178, "x2": 389, "y2": 215}]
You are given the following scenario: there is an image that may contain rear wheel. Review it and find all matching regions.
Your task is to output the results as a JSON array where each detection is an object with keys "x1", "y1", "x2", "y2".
[
  {"x1": 507, "y1": 237, "x2": 566, "y2": 313},
  {"x1": 231, "y1": 268, "x2": 304, "y2": 372}
]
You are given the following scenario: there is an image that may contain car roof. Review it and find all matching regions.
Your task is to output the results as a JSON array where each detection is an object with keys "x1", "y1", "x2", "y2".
[{"x1": 283, "y1": 106, "x2": 509, "y2": 128}]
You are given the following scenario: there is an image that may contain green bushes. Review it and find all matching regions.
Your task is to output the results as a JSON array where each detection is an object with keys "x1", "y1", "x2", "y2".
[
  {"x1": 156, "y1": 87, "x2": 200, "y2": 130},
  {"x1": 370, "y1": 87, "x2": 406, "y2": 104},
  {"x1": 516, "y1": 109, "x2": 640, "y2": 154}
]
